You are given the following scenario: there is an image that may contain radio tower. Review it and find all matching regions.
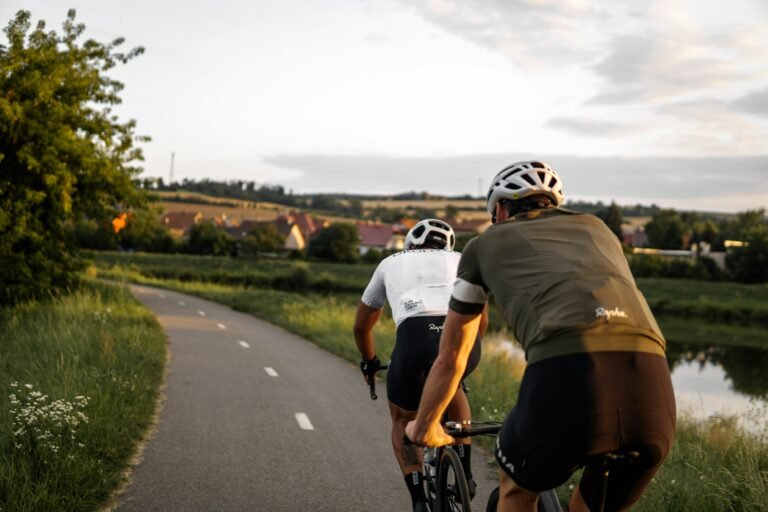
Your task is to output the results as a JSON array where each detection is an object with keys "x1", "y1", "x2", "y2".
[{"x1": 169, "y1": 152, "x2": 175, "y2": 185}]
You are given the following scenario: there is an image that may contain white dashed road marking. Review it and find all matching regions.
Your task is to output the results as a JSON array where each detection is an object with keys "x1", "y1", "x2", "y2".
[
  {"x1": 217, "y1": 323, "x2": 227, "y2": 330},
  {"x1": 239, "y1": 341, "x2": 250, "y2": 348},
  {"x1": 198, "y1": 310, "x2": 206, "y2": 316},
  {"x1": 264, "y1": 367, "x2": 278, "y2": 377},
  {"x1": 295, "y1": 413, "x2": 314, "y2": 431},
  {"x1": 178, "y1": 301, "x2": 186, "y2": 306}
]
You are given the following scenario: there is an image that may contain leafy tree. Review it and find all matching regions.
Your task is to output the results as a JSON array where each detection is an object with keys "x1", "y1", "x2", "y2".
[
  {"x1": 308, "y1": 223, "x2": 359, "y2": 263},
  {"x1": 727, "y1": 225, "x2": 768, "y2": 283},
  {"x1": 241, "y1": 223, "x2": 284, "y2": 255},
  {"x1": 0, "y1": 10, "x2": 146, "y2": 304},
  {"x1": 719, "y1": 208, "x2": 766, "y2": 242},
  {"x1": 597, "y1": 202, "x2": 624, "y2": 241},
  {"x1": 185, "y1": 221, "x2": 233, "y2": 256},
  {"x1": 118, "y1": 206, "x2": 176, "y2": 253},
  {"x1": 691, "y1": 219, "x2": 720, "y2": 248},
  {"x1": 73, "y1": 219, "x2": 119, "y2": 251},
  {"x1": 644, "y1": 209, "x2": 687, "y2": 249}
]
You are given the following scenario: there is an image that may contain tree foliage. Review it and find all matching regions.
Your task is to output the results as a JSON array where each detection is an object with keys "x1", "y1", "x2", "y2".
[
  {"x1": 308, "y1": 223, "x2": 360, "y2": 263},
  {"x1": 597, "y1": 201, "x2": 624, "y2": 241},
  {"x1": 645, "y1": 209, "x2": 687, "y2": 249},
  {"x1": 727, "y1": 225, "x2": 768, "y2": 283},
  {"x1": 241, "y1": 223, "x2": 284, "y2": 256},
  {"x1": 0, "y1": 10, "x2": 147, "y2": 304},
  {"x1": 186, "y1": 221, "x2": 234, "y2": 256}
]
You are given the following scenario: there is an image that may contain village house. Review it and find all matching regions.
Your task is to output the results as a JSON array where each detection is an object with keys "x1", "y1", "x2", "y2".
[
  {"x1": 229, "y1": 218, "x2": 306, "y2": 251},
  {"x1": 356, "y1": 222, "x2": 405, "y2": 254},
  {"x1": 160, "y1": 211, "x2": 203, "y2": 238},
  {"x1": 278, "y1": 211, "x2": 328, "y2": 243}
]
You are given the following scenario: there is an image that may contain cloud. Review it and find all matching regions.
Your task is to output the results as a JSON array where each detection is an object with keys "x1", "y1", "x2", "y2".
[
  {"x1": 397, "y1": 0, "x2": 602, "y2": 69},
  {"x1": 545, "y1": 117, "x2": 630, "y2": 136},
  {"x1": 655, "y1": 99, "x2": 768, "y2": 154},
  {"x1": 587, "y1": 30, "x2": 766, "y2": 106},
  {"x1": 731, "y1": 88, "x2": 768, "y2": 116},
  {"x1": 265, "y1": 153, "x2": 768, "y2": 211}
]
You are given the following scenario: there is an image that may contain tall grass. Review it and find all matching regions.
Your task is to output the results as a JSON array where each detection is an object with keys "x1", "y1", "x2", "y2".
[{"x1": 0, "y1": 281, "x2": 167, "y2": 512}]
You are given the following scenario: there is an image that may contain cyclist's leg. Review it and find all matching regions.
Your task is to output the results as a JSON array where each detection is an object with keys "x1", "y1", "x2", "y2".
[
  {"x1": 389, "y1": 401, "x2": 421, "y2": 473},
  {"x1": 498, "y1": 469, "x2": 539, "y2": 512},
  {"x1": 567, "y1": 485, "x2": 589, "y2": 512},
  {"x1": 574, "y1": 352, "x2": 676, "y2": 511}
]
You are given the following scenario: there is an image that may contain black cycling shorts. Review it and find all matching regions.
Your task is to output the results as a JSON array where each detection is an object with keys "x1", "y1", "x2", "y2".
[
  {"x1": 386, "y1": 315, "x2": 481, "y2": 411},
  {"x1": 495, "y1": 350, "x2": 675, "y2": 511}
]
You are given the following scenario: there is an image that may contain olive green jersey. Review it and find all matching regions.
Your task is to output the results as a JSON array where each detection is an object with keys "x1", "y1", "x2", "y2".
[{"x1": 450, "y1": 208, "x2": 665, "y2": 364}]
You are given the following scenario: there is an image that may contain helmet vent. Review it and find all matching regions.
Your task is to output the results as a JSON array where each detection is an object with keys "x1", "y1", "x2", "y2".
[
  {"x1": 521, "y1": 174, "x2": 536, "y2": 186},
  {"x1": 549, "y1": 177, "x2": 558, "y2": 187},
  {"x1": 537, "y1": 171, "x2": 547, "y2": 183},
  {"x1": 531, "y1": 161, "x2": 546, "y2": 169},
  {"x1": 412, "y1": 226, "x2": 425, "y2": 238},
  {"x1": 505, "y1": 182, "x2": 522, "y2": 190}
]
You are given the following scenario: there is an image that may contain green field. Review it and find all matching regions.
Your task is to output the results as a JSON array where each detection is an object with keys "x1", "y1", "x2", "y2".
[
  {"x1": 0, "y1": 281, "x2": 167, "y2": 512},
  {"x1": 91, "y1": 251, "x2": 768, "y2": 347}
]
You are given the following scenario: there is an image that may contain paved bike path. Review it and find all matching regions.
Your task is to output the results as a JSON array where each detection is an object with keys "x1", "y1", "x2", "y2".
[{"x1": 117, "y1": 285, "x2": 497, "y2": 511}]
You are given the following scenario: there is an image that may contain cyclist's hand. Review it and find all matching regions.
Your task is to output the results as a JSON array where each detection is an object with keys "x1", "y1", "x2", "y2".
[
  {"x1": 405, "y1": 419, "x2": 455, "y2": 447},
  {"x1": 359, "y1": 355, "x2": 381, "y2": 385}
]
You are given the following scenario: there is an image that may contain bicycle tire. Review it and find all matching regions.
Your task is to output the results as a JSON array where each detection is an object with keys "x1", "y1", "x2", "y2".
[
  {"x1": 538, "y1": 489, "x2": 562, "y2": 512},
  {"x1": 436, "y1": 447, "x2": 472, "y2": 512},
  {"x1": 484, "y1": 486, "x2": 561, "y2": 512},
  {"x1": 485, "y1": 487, "x2": 499, "y2": 512}
]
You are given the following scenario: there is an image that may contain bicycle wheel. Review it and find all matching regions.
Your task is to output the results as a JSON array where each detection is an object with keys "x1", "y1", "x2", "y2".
[
  {"x1": 537, "y1": 488, "x2": 562, "y2": 512},
  {"x1": 485, "y1": 487, "x2": 499, "y2": 512},
  {"x1": 485, "y1": 485, "x2": 560, "y2": 512},
  {"x1": 436, "y1": 447, "x2": 472, "y2": 512}
]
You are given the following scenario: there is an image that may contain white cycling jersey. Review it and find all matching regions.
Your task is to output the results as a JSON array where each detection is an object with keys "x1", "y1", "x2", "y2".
[{"x1": 361, "y1": 249, "x2": 461, "y2": 326}]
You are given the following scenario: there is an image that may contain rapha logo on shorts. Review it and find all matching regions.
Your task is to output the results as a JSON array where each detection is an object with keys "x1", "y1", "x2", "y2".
[
  {"x1": 429, "y1": 323, "x2": 444, "y2": 332},
  {"x1": 595, "y1": 306, "x2": 628, "y2": 320}
]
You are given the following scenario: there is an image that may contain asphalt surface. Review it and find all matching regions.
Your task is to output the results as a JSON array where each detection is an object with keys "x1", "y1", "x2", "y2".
[{"x1": 117, "y1": 285, "x2": 499, "y2": 512}]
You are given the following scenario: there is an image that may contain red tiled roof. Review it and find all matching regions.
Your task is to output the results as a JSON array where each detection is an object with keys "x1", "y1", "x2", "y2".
[
  {"x1": 161, "y1": 211, "x2": 200, "y2": 231},
  {"x1": 357, "y1": 222, "x2": 397, "y2": 247},
  {"x1": 444, "y1": 216, "x2": 491, "y2": 233}
]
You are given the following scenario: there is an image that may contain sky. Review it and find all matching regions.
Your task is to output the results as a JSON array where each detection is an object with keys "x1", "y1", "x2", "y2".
[{"x1": 2, "y1": 0, "x2": 767, "y2": 212}]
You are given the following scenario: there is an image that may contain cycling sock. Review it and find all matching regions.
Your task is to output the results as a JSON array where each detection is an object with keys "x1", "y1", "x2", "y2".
[
  {"x1": 404, "y1": 471, "x2": 426, "y2": 506},
  {"x1": 456, "y1": 444, "x2": 473, "y2": 479}
]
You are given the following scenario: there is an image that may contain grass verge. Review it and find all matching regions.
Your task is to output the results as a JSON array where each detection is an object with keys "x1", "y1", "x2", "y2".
[{"x1": 0, "y1": 281, "x2": 167, "y2": 512}]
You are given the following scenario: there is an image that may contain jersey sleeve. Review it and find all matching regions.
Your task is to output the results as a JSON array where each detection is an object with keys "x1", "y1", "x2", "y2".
[
  {"x1": 361, "y1": 263, "x2": 386, "y2": 309},
  {"x1": 449, "y1": 237, "x2": 488, "y2": 315}
]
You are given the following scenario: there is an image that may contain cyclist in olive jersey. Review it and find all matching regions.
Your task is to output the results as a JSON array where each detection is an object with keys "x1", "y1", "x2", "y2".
[
  {"x1": 406, "y1": 161, "x2": 676, "y2": 512},
  {"x1": 354, "y1": 219, "x2": 487, "y2": 512}
]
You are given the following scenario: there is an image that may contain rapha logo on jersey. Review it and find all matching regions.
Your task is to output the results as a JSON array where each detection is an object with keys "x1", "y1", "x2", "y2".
[
  {"x1": 595, "y1": 307, "x2": 629, "y2": 320},
  {"x1": 429, "y1": 323, "x2": 444, "y2": 332},
  {"x1": 403, "y1": 299, "x2": 425, "y2": 313}
]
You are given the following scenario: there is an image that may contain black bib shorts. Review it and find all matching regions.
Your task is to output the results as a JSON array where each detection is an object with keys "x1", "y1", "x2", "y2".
[
  {"x1": 387, "y1": 315, "x2": 481, "y2": 411},
  {"x1": 495, "y1": 350, "x2": 676, "y2": 510}
]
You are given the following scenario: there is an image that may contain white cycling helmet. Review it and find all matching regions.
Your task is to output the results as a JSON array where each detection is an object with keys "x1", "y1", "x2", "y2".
[
  {"x1": 486, "y1": 160, "x2": 565, "y2": 216},
  {"x1": 405, "y1": 219, "x2": 455, "y2": 251}
]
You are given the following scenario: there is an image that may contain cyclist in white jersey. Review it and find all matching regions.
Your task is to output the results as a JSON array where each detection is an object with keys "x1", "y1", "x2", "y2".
[{"x1": 354, "y1": 219, "x2": 486, "y2": 512}]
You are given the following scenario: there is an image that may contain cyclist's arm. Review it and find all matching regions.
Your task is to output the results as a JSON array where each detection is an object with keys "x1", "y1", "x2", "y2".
[
  {"x1": 479, "y1": 303, "x2": 490, "y2": 339},
  {"x1": 406, "y1": 309, "x2": 482, "y2": 446},
  {"x1": 353, "y1": 302, "x2": 383, "y2": 361}
]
